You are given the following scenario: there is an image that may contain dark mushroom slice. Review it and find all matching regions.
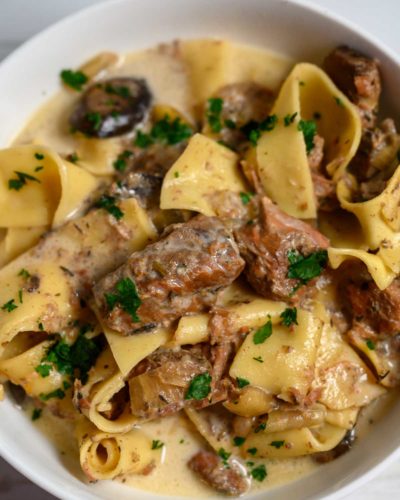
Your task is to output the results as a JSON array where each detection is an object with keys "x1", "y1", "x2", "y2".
[
  {"x1": 313, "y1": 428, "x2": 357, "y2": 463},
  {"x1": 70, "y1": 77, "x2": 152, "y2": 138}
]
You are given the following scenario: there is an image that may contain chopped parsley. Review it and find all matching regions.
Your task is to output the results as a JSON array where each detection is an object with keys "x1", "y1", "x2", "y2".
[
  {"x1": 366, "y1": 339, "x2": 376, "y2": 350},
  {"x1": 253, "y1": 356, "x2": 264, "y2": 363},
  {"x1": 236, "y1": 377, "x2": 250, "y2": 388},
  {"x1": 151, "y1": 440, "x2": 164, "y2": 450},
  {"x1": 35, "y1": 327, "x2": 101, "y2": 384},
  {"x1": 113, "y1": 150, "x2": 133, "y2": 172},
  {"x1": 104, "y1": 277, "x2": 141, "y2": 322},
  {"x1": 40, "y1": 388, "x2": 66, "y2": 401},
  {"x1": 105, "y1": 83, "x2": 131, "y2": 98},
  {"x1": 233, "y1": 436, "x2": 246, "y2": 446},
  {"x1": 86, "y1": 112, "x2": 102, "y2": 131},
  {"x1": 34, "y1": 166, "x2": 43, "y2": 172},
  {"x1": 224, "y1": 118, "x2": 236, "y2": 129},
  {"x1": 284, "y1": 112, "x2": 298, "y2": 126},
  {"x1": 217, "y1": 447, "x2": 231, "y2": 466},
  {"x1": 185, "y1": 372, "x2": 212, "y2": 400},
  {"x1": 18, "y1": 290, "x2": 23, "y2": 304},
  {"x1": 1, "y1": 299, "x2": 17, "y2": 313},
  {"x1": 253, "y1": 319, "x2": 272, "y2": 344},
  {"x1": 287, "y1": 249, "x2": 328, "y2": 287},
  {"x1": 270, "y1": 440, "x2": 285, "y2": 449},
  {"x1": 239, "y1": 191, "x2": 254, "y2": 205},
  {"x1": 18, "y1": 268, "x2": 31, "y2": 279},
  {"x1": 247, "y1": 447, "x2": 257, "y2": 456},
  {"x1": 280, "y1": 307, "x2": 298, "y2": 327},
  {"x1": 31, "y1": 408, "x2": 42, "y2": 421},
  {"x1": 250, "y1": 464, "x2": 267, "y2": 482},
  {"x1": 96, "y1": 195, "x2": 124, "y2": 220},
  {"x1": 67, "y1": 152, "x2": 79, "y2": 164},
  {"x1": 335, "y1": 96, "x2": 345, "y2": 107},
  {"x1": 8, "y1": 171, "x2": 40, "y2": 191},
  {"x1": 60, "y1": 69, "x2": 88, "y2": 91},
  {"x1": 34, "y1": 153, "x2": 44, "y2": 160},
  {"x1": 254, "y1": 422, "x2": 266, "y2": 433},
  {"x1": 244, "y1": 115, "x2": 278, "y2": 146},
  {"x1": 134, "y1": 115, "x2": 193, "y2": 148},
  {"x1": 38, "y1": 322, "x2": 44, "y2": 331},
  {"x1": 174, "y1": 171, "x2": 180, "y2": 178},
  {"x1": 297, "y1": 119, "x2": 317, "y2": 154},
  {"x1": 206, "y1": 97, "x2": 224, "y2": 133}
]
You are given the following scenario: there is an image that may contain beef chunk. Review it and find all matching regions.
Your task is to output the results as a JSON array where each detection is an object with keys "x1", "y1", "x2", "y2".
[
  {"x1": 312, "y1": 172, "x2": 338, "y2": 211},
  {"x1": 308, "y1": 134, "x2": 325, "y2": 172},
  {"x1": 188, "y1": 450, "x2": 250, "y2": 496},
  {"x1": 324, "y1": 46, "x2": 381, "y2": 128},
  {"x1": 128, "y1": 346, "x2": 233, "y2": 419},
  {"x1": 235, "y1": 196, "x2": 329, "y2": 301},
  {"x1": 93, "y1": 215, "x2": 245, "y2": 334},
  {"x1": 206, "y1": 82, "x2": 274, "y2": 151},
  {"x1": 70, "y1": 77, "x2": 152, "y2": 137},
  {"x1": 345, "y1": 277, "x2": 400, "y2": 335}
]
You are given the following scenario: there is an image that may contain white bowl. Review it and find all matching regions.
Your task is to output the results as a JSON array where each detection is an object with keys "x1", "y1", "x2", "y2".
[{"x1": 1, "y1": 0, "x2": 400, "y2": 498}]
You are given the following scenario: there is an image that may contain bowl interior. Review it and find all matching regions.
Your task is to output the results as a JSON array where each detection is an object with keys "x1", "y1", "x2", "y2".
[{"x1": 1, "y1": 0, "x2": 400, "y2": 499}]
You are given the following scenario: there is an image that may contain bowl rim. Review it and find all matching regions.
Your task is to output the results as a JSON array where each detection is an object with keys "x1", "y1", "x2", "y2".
[{"x1": 1, "y1": 0, "x2": 400, "y2": 499}]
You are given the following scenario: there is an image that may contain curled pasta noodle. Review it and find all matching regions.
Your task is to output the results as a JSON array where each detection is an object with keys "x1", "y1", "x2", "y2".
[
  {"x1": 185, "y1": 407, "x2": 234, "y2": 453},
  {"x1": 0, "y1": 226, "x2": 45, "y2": 268},
  {"x1": 255, "y1": 63, "x2": 361, "y2": 218},
  {"x1": 160, "y1": 133, "x2": 246, "y2": 216},
  {"x1": 77, "y1": 418, "x2": 156, "y2": 481},
  {"x1": 223, "y1": 386, "x2": 276, "y2": 417}
]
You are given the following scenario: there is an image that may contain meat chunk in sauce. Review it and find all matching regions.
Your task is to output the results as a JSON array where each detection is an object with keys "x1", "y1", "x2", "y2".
[
  {"x1": 324, "y1": 46, "x2": 381, "y2": 128},
  {"x1": 188, "y1": 450, "x2": 250, "y2": 496},
  {"x1": 235, "y1": 196, "x2": 329, "y2": 301},
  {"x1": 206, "y1": 82, "x2": 274, "y2": 151},
  {"x1": 70, "y1": 77, "x2": 152, "y2": 137},
  {"x1": 128, "y1": 346, "x2": 233, "y2": 420},
  {"x1": 93, "y1": 215, "x2": 245, "y2": 334}
]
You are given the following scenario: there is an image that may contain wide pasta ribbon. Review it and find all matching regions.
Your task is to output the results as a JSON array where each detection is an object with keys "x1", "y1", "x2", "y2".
[{"x1": 256, "y1": 63, "x2": 361, "y2": 218}]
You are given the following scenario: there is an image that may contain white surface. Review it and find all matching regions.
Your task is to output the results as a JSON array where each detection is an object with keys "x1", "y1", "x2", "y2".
[{"x1": 0, "y1": 0, "x2": 400, "y2": 499}]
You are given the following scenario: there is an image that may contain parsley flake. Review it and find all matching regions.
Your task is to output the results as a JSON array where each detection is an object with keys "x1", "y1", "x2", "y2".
[
  {"x1": 35, "y1": 363, "x2": 52, "y2": 377},
  {"x1": 239, "y1": 192, "x2": 254, "y2": 205},
  {"x1": 207, "y1": 97, "x2": 224, "y2": 133},
  {"x1": 113, "y1": 150, "x2": 133, "y2": 172},
  {"x1": 233, "y1": 436, "x2": 246, "y2": 446},
  {"x1": 18, "y1": 290, "x2": 23, "y2": 304},
  {"x1": 60, "y1": 69, "x2": 88, "y2": 91},
  {"x1": 185, "y1": 372, "x2": 212, "y2": 400},
  {"x1": 34, "y1": 166, "x2": 44, "y2": 172},
  {"x1": 105, "y1": 83, "x2": 131, "y2": 98},
  {"x1": 270, "y1": 440, "x2": 285, "y2": 449},
  {"x1": 284, "y1": 112, "x2": 298, "y2": 126},
  {"x1": 280, "y1": 307, "x2": 298, "y2": 327},
  {"x1": 86, "y1": 112, "x2": 102, "y2": 131},
  {"x1": 217, "y1": 447, "x2": 231, "y2": 466},
  {"x1": 67, "y1": 152, "x2": 79, "y2": 163},
  {"x1": 236, "y1": 377, "x2": 250, "y2": 388},
  {"x1": 253, "y1": 356, "x2": 264, "y2": 363},
  {"x1": 174, "y1": 171, "x2": 180, "y2": 178},
  {"x1": 242, "y1": 115, "x2": 278, "y2": 146},
  {"x1": 335, "y1": 96, "x2": 345, "y2": 107},
  {"x1": 40, "y1": 388, "x2": 66, "y2": 401},
  {"x1": 297, "y1": 119, "x2": 317, "y2": 154},
  {"x1": 34, "y1": 153, "x2": 44, "y2": 160},
  {"x1": 254, "y1": 422, "x2": 266, "y2": 433},
  {"x1": 18, "y1": 268, "x2": 31, "y2": 279},
  {"x1": 247, "y1": 447, "x2": 257, "y2": 456},
  {"x1": 134, "y1": 116, "x2": 192, "y2": 148},
  {"x1": 287, "y1": 249, "x2": 328, "y2": 287},
  {"x1": 32, "y1": 408, "x2": 42, "y2": 421},
  {"x1": 1, "y1": 299, "x2": 17, "y2": 313},
  {"x1": 8, "y1": 171, "x2": 40, "y2": 191},
  {"x1": 253, "y1": 319, "x2": 272, "y2": 344},
  {"x1": 366, "y1": 339, "x2": 376, "y2": 350},
  {"x1": 251, "y1": 464, "x2": 267, "y2": 482},
  {"x1": 151, "y1": 440, "x2": 164, "y2": 450},
  {"x1": 224, "y1": 118, "x2": 236, "y2": 129},
  {"x1": 104, "y1": 277, "x2": 141, "y2": 322},
  {"x1": 96, "y1": 195, "x2": 124, "y2": 220},
  {"x1": 134, "y1": 130, "x2": 154, "y2": 148}
]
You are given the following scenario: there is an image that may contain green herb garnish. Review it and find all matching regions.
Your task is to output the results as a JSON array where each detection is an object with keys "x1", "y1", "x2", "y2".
[
  {"x1": 250, "y1": 464, "x2": 267, "y2": 482},
  {"x1": 236, "y1": 377, "x2": 250, "y2": 388},
  {"x1": 34, "y1": 166, "x2": 43, "y2": 172},
  {"x1": 217, "y1": 447, "x2": 231, "y2": 466},
  {"x1": 151, "y1": 440, "x2": 164, "y2": 450},
  {"x1": 32, "y1": 408, "x2": 42, "y2": 421},
  {"x1": 113, "y1": 150, "x2": 133, "y2": 172},
  {"x1": 34, "y1": 153, "x2": 44, "y2": 160},
  {"x1": 297, "y1": 119, "x2": 317, "y2": 154},
  {"x1": 134, "y1": 115, "x2": 192, "y2": 148},
  {"x1": 40, "y1": 388, "x2": 66, "y2": 401},
  {"x1": 335, "y1": 96, "x2": 344, "y2": 107},
  {"x1": 224, "y1": 118, "x2": 236, "y2": 129},
  {"x1": 287, "y1": 249, "x2": 328, "y2": 286},
  {"x1": 254, "y1": 422, "x2": 266, "y2": 433},
  {"x1": 18, "y1": 268, "x2": 31, "y2": 279},
  {"x1": 105, "y1": 83, "x2": 131, "y2": 98},
  {"x1": 207, "y1": 97, "x2": 224, "y2": 133},
  {"x1": 86, "y1": 112, "x2": 102, "y2": 131},
  {"x1": 280, "y1": 307, "x2": 298, "y2": 327},
  {"x1": 1, "y1": 299, "x2": 17, "y2": 312},
  {"x1": 96, "y1": 195, "x2": 124, "y2": 220},
  {"x1": 104, "y1": 277, "x2": 141, "y2": 322},
  {"x1": 366, "y1": 339, "x2": 376, "y2": 350},
  {"x1": 233, "y1": 436, "x2": 246, "y2": 446},
  {"x1": 185, "y1": 372, "x2": 212, "y2": 400},
  {"x1": 253, "y1": 356, "x2": 264, "y2": 363},
  {"x1": 247, "y1": 447, "x2": 257, "y2": 456},
  {"x1": 174, "y1": 171, "x2": 180, "y2": 178},
  {"x1": 270, "y1": 440, "x2": 285, "y2": 449},
  {"x1": 60, "y1": 69, "x2": 88, "y2": 91},
  {"x1": 18, "y1": 289, "x2": 23, "y2": 304},
  {"x1": 134, "y1": 130, "x2": 154, "y2": 148},
  {"x1": 35, "y1": 364, "x2": 52, "y2": 377},
  {"x1": 239, "y1": 192, "x2": 254, "y2": 205},
  {"x1": 284, "y1": 112, "x2": 298, "y2": 126},
  {"x1": 67, "y1": 152, "x2": 79, "y2": 164},
  {"x1": 243, "y1": 115, "x2": 278, "y2": 146},
  {"x1": 8, "y1": 171, "x2": 40, "y2": 191},
  {"x1": 253, "y1": 319, "x2": 272, "y2": 345}
]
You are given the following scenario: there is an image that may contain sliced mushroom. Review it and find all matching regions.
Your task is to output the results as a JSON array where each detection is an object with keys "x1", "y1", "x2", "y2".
[{"x1": 70, "y1": 77, "x2": 152, "y2": 138}]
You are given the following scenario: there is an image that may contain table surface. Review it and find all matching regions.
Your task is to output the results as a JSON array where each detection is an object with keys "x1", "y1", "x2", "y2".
[{"x1": 1, "y1": 0, "x2": 400, "y2": 498}]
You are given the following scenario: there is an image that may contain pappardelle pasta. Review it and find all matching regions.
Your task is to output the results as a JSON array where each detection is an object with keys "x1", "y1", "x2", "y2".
[{"x1": 0, "y1": 39, "x2": 398, "y2": 496}]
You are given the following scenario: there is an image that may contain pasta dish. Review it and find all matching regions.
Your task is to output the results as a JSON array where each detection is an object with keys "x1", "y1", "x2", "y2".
[{"x1": 0, "y1": 39, "x2": 398, "y2": 496}]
